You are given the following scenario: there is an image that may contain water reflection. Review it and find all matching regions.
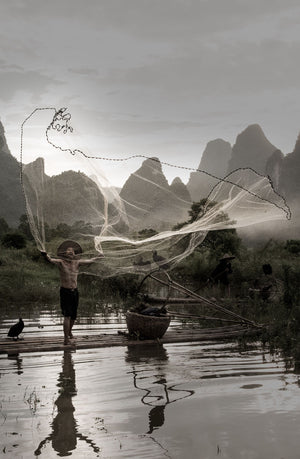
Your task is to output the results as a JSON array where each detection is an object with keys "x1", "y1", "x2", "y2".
[
  {"x1": 7, "y1": 353, "x2": 23, "y2": 375},
  {"x1": 126, "y1": 345, "x2": 194, "y2": 434},
  {"x1": 34, "y1": 351, "x2": 100, "y2": 457}
]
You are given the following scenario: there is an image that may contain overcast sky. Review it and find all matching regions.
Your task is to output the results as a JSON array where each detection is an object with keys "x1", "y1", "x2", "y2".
[{"x1": 1, "y1": 0, "x2": 300, "y2": 187}]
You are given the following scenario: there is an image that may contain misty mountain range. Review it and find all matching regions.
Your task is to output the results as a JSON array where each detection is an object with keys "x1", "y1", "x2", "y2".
[{"x1": 1, "y1": 120, "x2": 299, "y2": 237}]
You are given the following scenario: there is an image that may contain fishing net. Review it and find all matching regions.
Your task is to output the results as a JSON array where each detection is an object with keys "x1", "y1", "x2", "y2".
[{"x1": 20, "y1": 108, "x2": 291, "y2": 278}]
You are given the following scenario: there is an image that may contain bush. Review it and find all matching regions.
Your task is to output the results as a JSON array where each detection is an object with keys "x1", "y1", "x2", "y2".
[
  {"x1": 0, "y1": 217, "x2": 10, "y2": 236},
  {"x1": 2, "y1": 232, "x2": 27, "y2": 249},
  {"x1": 285, "y1": 240, "x2": 300, "y2": 255}
]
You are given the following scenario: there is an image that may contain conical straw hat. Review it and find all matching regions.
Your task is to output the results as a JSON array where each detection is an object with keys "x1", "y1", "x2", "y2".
[{"x1": 57, "y1": 240, "x2": 83, "y2": 256}]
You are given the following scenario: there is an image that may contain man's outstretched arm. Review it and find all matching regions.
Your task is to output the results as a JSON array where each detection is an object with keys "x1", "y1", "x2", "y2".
[
  {"x1": 40, "y1": 251, "x2": 62, "y2": 265},
  {"x1": 78, "y1": 252, "x2": 105, "y2": 265}
]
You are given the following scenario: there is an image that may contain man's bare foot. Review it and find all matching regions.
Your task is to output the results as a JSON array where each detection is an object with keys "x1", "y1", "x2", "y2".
[{"x1": 64, "y1": 339, "x2": 71, "y2": 345}]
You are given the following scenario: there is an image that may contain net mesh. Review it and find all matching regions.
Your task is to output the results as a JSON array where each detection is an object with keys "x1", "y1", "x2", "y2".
[{"x1": 20, "y1": 108, "x2": 291, "y2": 278}]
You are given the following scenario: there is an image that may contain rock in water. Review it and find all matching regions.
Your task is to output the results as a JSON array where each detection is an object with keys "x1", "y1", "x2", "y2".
[{"x1": 8, "y1": 318, "x2": 24, "y2": 339}]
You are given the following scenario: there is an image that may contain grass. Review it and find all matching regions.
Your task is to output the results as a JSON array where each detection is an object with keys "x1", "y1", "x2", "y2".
[{"x1": 0, "y1": 243, "x2": 139, "y2": 312}]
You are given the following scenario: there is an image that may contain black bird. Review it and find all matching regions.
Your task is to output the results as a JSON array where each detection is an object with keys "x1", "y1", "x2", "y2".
[
  {"x1": 152, "y1": 250, "x2": 170, "y2": 271},
  {"x1": 8, "y1": 318, "x2": 24, "y2": 339},
  {"x1": 140, "y1": 306, "x2": 167, "y2": 316}
]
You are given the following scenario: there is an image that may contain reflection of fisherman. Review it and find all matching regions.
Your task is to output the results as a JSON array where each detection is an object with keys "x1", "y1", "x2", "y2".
[
  {"x1": 34, "y1": 351, "x2": 77, "y2": 456},
  {"x1": 208, "y1": 253, "x2": 235, "y2": 296},
  {"x1": 52, "y1": 351, "x2": 77, "y2": 455},
  {"x1": 34, "y1": 351, "x2": 100, "y2": 457}
]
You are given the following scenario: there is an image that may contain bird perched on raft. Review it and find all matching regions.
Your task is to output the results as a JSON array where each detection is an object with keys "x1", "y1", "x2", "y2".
[{"x1": 8, "y1": 318, "x2": 24, "y2": 339}]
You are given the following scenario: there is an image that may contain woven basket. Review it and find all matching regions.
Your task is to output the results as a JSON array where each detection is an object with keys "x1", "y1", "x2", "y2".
[{"x1": 125, "y1": 311, "x2": 171, "y2": 339}]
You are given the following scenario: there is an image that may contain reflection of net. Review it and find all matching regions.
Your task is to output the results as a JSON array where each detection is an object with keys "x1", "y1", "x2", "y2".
[{"x1": 20, "y1": 108, "x2": 291, "y2": 278}]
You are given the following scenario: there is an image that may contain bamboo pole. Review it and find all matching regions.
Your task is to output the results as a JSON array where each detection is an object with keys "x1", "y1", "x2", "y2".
[
  {"x1": 149, "y1": 274, "x2": 260, "y2": 328},
  {"x1": 168, "y1": 310, "x2": 243, "y2": 323},
  {"x1": 140, "y1": 294, "x2": 206, "y2": 305}
]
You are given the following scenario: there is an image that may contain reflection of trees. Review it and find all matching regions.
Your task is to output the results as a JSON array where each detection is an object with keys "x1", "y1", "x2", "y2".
[
  {"x1": 126, "y1": 345, "x2": 194, "y2": 434},
  {"x1": 34, "y1": 351, "x2": 100, "y2": 457}
]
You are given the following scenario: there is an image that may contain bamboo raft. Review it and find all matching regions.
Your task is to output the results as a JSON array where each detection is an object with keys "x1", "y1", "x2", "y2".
[
  {"x1": 0, "y1": 273, "x2": 264, "y2": 355},
  {"x1": 0, "y1": 324, "x2": 262, "y2": 356}
]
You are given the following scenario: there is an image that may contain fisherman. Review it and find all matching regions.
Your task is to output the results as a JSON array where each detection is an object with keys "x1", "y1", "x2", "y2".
[
  {"x1": 41, "y1": 240, "x2": 104, "y2": 345},
  {"x1": 208, "y1": 253, "x2": 235, "y2": 297}
]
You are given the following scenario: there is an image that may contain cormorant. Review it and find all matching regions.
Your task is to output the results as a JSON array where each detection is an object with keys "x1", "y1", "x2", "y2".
[{"x1": 8, "y1": 318, "x2": 24, "y2": 339}]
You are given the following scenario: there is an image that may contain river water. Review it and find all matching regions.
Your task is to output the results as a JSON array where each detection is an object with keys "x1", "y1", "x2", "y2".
[{"x1": 1, "y1": 308, "x2": 300, "y2": 459}]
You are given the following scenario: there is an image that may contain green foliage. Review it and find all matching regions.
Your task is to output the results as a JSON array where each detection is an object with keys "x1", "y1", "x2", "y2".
[
  {"x1": 52, "y1": 222, "x2": 72, "y2": 238},
  {"x1": 0, "y1": 244, "x2": 58, "y2": 307},
  {"x1": 79, "y1": 272, "x2": 140, "y2": 302},
  {"x1": 138, "y1": 228, "x2": 158, "y2": 239},
  {"x1": 0, "y1": 242, "x2": 140, "y2": 308},
  {"x1": 0, "y1": 217, "x2": 10, "y2": 236},
  {"x1": 41, "y1": 220, "x2": 100, "y2": 241},
  {"x1": 173, "y1": 249, "x2": 211, "y2": 283},
  {"x1": 285, "y1": 239, "x2": 300, "y2": 255},
  {"x1": 18, "y1": 214, "x2": 34, "y2": 240},
  {"x1": 199, "y1": 229, "x2": 242, "y2": 259},
  {"x1": 282, "y1": 264, "x2": 300, "y2": 310},
  {"x1": 2, "y1": 232, "x2": 27, "y2": 249},
  {"x1": 174, "y1": 199, "x2": 242, "y2": 260},
  {"x1": 188, "y1": 199, "x2": 230, "y2": 224}
]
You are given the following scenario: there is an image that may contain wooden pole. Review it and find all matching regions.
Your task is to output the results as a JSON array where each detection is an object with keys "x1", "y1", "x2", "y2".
[{"x1": 149, "y1": 274, "x2": 260, "y2": 328}]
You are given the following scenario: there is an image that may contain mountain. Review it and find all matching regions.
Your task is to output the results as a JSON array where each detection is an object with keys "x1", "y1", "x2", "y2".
[
  {"x1": 120, "y1": 157, "x2": 191, "y2": 230},
  {"x1": 227, "y1": 124, "x2": 277, "y2": 174},
  {"x1": 237, "y1": 133, "x2": 300, "y2": 244},
  {"x1": 278, "y1": 134, "x2": 300, "y2": 202},
  {"x1": 23, "y1": 159, "x2": 107, "y2": 228},
  {"x1": 170, "y1": 177, "x2": 191, "y2": 202},
  {"x1": 265, "y1": 149, "x2": 284, "y2": 191},
  {"x1": 45, "y1": 171, "x2": 107, "y2": 227},
  {"x1": 187, "y1": 139, "x2": 232, "y2": 201},
  {"x1": 0, "y1": 121, "x2": 26, "y2": 226},
  {"x1": 1, "y1": 115, "x2": 299, "y2": 239},
  {"x1": 89, "y1": 174, "x2": 121, "y2": 203}
]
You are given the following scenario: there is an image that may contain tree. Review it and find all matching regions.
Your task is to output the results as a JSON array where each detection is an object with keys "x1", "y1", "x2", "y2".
[
  {"x1": 138, "y1": 228, "x2": 158, "y2": 239},
  {"x1": 0, "y1": 217, "x2": 10, "y2": 236},
  {"x1": 174, "y1": 199, "x2": 242, "y2": 259},
  {"x1": 2, "y1": 232, "x2": 27, "y2": 249},
  {"x1": 53, "y1": 223, "x2": 72, "y2": 238},
  {"x1": 285, "y1": 240, "x2": 300, "y2": 255},
  {"x1": 18, "y1": 214, "x2": 34, "y2": 240}
]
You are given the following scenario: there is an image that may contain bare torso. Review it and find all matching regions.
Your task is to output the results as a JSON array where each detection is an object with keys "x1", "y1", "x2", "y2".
[
  {"x1": 44, "y1": 251, "x2": 103, "y2": 289},
  {"x1": 58, "y1": 259, "x2": 80, "y2": 289}
]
